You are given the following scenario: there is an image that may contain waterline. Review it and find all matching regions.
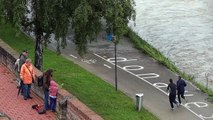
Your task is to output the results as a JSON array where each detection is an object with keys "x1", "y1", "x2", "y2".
[{"x1": 129, "y1": 0, "x2": 213, "y2": 89}]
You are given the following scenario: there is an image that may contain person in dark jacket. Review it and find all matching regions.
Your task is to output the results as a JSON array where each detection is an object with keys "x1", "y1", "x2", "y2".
[
  {"x1": 177, "y1": 76, "x2": 187, "y2": 104},
  {"x1": 167, "y1": 79, "x2": 178, "y2": 110},
  {"x1": 16, "y1": 50, "x2": 28, "y2": 95},
  {"x1": 43, "y1": 69, "x2": 53, "y2": 110},
  {"x1": 18, "y1": 50, "x2": 28, "y2": 72}
]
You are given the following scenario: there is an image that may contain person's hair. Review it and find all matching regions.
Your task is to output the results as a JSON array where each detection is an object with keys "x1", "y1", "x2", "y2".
[
  {"x1": 44, "y1": 69, "x2": 53, "y2": 83},
  {"x1": 169, "y1": 79, "x2": 173, "y2": 83},
  {"x1": 23, "y1": 49, "x2": 28, "y2": 53},
  {"x1": 25, "y1": 58, "x2": 32, "y2": 63}
]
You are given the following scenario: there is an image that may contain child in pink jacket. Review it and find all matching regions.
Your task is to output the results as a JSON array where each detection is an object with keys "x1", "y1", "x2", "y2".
[{"x1": 49, "y1": 80, "x2": 58, "y2": 112}]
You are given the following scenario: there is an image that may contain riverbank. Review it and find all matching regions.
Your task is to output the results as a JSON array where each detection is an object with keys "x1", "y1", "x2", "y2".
[
  {"x1": 125, "y1": 28, "x2": 213, "y2": 102},
  {"x1": 129, "y1": 0, "x2": 213, "y2": 90}
]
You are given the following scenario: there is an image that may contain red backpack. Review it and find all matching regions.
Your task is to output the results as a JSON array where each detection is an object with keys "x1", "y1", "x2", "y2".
[{"x1": 32, "y1": 104, "x2": 46, "y2": 114}]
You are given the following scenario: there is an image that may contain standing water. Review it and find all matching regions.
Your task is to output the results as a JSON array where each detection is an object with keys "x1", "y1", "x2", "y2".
[{"x1": 129, "y1": 0, "x2": 213, "y2": 89}]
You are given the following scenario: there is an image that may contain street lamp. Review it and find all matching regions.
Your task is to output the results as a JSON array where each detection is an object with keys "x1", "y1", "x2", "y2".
[{"x1": 107, "y1": 33, "x2": 118, "y2": 91}]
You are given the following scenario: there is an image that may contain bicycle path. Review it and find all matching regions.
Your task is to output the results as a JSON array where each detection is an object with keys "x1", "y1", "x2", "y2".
[{"x1": 48, "y1": 33, "x2": 213, "y2": 120}]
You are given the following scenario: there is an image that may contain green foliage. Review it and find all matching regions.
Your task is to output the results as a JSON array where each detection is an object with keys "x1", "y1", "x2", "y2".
[
  {"x1": 0, "y1": 0, "x2": 135, "y2": 56},
  {"x1": 0, "y1": 23, "x2": 158, "y2": 120},
  {"x1": 0, "y1": 0, "x2": 26, "y2": 27},
  {"x1": 0, "y1": 0, "x2": 135, "y2": 69}
]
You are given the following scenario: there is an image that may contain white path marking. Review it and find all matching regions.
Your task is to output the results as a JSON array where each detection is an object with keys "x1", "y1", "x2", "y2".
[
  {"x1": 185, "y1": 102, "x2": 208, "y2": 108},
  {"x1": 93, "y1": 53, "x2": 204, "y2": 120},
  {"x1": 104, "y1": 64, "x2": 112, "y2": 69},
  {"x1": 153, "y1": 82, "x2": 168, "y2": 88},
  {"x1": 199, "y1": 114, "x2": 213, "y2": 119},
  {"x1": 123, "y1": 65, "x2": 144, "y2": 71},
  {"x1": 107, "y1": 57, "x2": 137, "y2": 62},
  {"x1": 69, "y1": 54, "x2": 77, "y2": 59},
  {"x1": 81, "y1": 59, "x2": 91, "y2": 64},
  {"x1": 137, "y1": 73, "x2": 160, "y2": 79},
  {"x1": 184, "y1": 91, "x2": 194, "y2": 97},
  {"x1": 185, "y1": 94, "x2": 194, "y2": 97}
]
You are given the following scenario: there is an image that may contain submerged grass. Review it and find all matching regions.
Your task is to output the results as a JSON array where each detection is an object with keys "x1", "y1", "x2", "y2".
[{"x1": 0, "y1": 23, "x2": 159, "y2": 120}]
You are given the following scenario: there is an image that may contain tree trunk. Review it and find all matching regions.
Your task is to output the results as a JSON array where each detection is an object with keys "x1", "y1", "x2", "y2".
[{"x1": 34, "y1": 28, "x2": 43, "y2": 70}]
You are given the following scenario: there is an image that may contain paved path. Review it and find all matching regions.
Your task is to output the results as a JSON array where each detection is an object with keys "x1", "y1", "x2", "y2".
[
  {"x1": 48, "y1": 33, "x2": 213, "y2": 120},
  {"x1": 0, "y1": 63, "x2": 56, "y2": 120}
]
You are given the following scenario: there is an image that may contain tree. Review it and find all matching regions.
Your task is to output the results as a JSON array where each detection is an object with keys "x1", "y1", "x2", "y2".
[{"x1": 0, "y1": 0, "x2": 135, "y2": 70}]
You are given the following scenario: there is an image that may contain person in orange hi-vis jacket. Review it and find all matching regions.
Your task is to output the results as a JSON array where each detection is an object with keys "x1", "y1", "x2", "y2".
[{"x1": 20, "y1": 58, "x2": 35, "y2": 100}]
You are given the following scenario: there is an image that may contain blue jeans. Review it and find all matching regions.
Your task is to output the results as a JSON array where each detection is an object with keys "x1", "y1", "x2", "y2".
[
  {"x1": 50, "y1": 97, "x2": 56, "y2": 111},
  {"x1": 23, "y1": 84, "x2": 31, "y2": 99},
  {"x1": 44, "y1": 90, "x2": 49, "y2": 110}
]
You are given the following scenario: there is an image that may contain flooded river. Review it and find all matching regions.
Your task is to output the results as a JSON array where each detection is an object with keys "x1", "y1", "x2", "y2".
[{"x1": 129, "y1": 0, "x2": 213, "y2": 88}]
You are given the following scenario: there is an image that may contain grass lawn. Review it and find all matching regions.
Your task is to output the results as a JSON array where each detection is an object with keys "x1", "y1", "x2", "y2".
[{"x1": 0, "y1": 23, "x2": 159, "y2": 120}]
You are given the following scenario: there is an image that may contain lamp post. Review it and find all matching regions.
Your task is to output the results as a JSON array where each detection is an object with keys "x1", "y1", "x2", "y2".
[
  {"x1": 107, "y1": 34, "x2": 118, "y2": 91},
  {"x1": 113, "y1": 36, "x2": 118, "y2": 91}
]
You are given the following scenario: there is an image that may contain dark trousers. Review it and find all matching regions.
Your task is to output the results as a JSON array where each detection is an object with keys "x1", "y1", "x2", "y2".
[
  {"x1": 177, "y1": 91, "x2": 185, "y2": 104},
  {"x1": 50, "y1": 97, "x2": 56, "y2": 111},
  {"x1": 44, "y1": 90, "x2": 49, "y2": 110},
  {"x1": 23, "y1": 84, "x2": 31, "y2": 99},
  {"x1": 169, "y1": 94, "x2": 177, "y2": 108}
]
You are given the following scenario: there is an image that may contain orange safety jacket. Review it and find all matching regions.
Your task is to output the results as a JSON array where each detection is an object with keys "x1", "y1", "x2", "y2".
[{"x1": 20, "y1": 63, "x2": 35, "y2": 84}]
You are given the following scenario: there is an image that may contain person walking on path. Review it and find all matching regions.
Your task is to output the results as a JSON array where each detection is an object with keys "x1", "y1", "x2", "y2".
[
  {"x1": 42, "y1": 69, "x2": 53, "y2": 110},
  {"x1": 49, "y1": 79, "x2": 58, "y2": 112},
  {"x1": 20, "y1": 58, "x2": 35, "y2": 100},
  {"x1": 167, "y1": 79, "x2": 178, "y2": 110},
  {"x1": 177, "y1": 76, "x2": 187, "y2": 104}
]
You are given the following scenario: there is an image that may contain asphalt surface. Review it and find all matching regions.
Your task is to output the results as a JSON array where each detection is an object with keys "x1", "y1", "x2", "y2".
[{"x1": 48, "y1": 32, "x2": 213, "y2": 120}]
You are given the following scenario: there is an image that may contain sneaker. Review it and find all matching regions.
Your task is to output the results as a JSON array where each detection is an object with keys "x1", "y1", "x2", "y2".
[
  {"x1": 171, "y1": 108, "x2": 175, "y2": 111},
  {"x1": 24, "y1": 98, "x2": 27, "y2": 100}
]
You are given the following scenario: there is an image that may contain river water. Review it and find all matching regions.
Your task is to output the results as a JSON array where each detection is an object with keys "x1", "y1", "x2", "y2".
[{"x1": 129, "y1": 0, "x2": 213, "y2": 88}]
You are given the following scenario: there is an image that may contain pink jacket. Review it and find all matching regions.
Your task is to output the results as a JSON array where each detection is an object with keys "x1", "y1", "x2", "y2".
[{"x1": 49, "y1": 80, "x2": 58, "y2": 97}]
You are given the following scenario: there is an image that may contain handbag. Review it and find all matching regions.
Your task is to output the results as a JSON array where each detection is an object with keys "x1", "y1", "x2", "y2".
[
  {"x1": 37, "y1": 74, "x2": 44, "y2": 87},
  {"x1": 32, "y1": 104, "x2": 46, "y2": 114}
]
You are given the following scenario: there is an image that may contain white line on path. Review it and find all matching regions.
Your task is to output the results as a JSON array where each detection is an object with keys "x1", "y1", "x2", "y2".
[
  {"x1": 185, "y1": 94, "x2": 194, "y2": 97},
  {"x1": 69, "y1": 54, "x2": 77, "y2": 59},
  {"x1": 104, "y1": 64, "x2": 112, "y2": 69},
  {"x1": 93, "y1": 53, "x2": 204, "y2": 120}
]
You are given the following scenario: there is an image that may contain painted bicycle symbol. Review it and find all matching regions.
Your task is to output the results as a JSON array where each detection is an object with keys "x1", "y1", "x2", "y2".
[{"x1": 81, "y1": 59, "x2": 97, "y2": 64}]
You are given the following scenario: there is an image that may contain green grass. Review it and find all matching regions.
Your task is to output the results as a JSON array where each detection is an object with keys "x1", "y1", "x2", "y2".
[
  {"x1": 0, "y1": 23, "x2": 158, "y2": 120},
  {"x1": 125, "y1": 28, "x2": 213, "y2": 102}
]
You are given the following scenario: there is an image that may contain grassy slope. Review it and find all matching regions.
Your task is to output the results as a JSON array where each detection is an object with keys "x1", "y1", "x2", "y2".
[{"x1": 0, "y1": 23, "x2": 158, "y2": 120}]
